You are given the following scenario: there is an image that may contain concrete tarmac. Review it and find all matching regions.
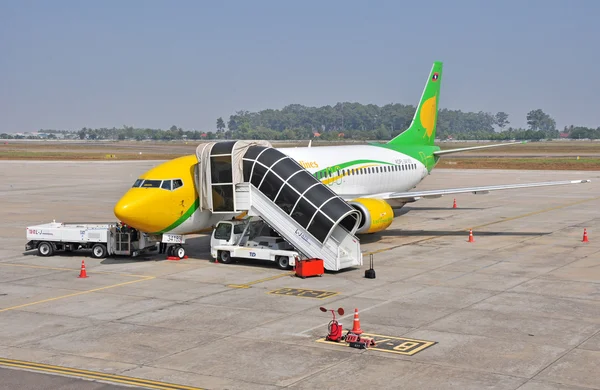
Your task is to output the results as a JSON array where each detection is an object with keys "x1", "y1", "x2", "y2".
[
  {"x1": 0, "y1": 160, "x2": 599, "y2": 390},
  {"x1": 0, "y1": 367, "x2": 136, "y2": 390}
]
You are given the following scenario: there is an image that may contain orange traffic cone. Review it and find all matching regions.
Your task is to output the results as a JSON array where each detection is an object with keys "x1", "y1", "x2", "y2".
[
  {"x1": 453, "y1": 198, "x2": 457, "y2": 209},
  {"x1": 468, "y1": 229, "x2": 475, "y2": 243},
  {"x1": 582, "y1": 228, "x2": 589, "y2": 243},
  {"x1": 351, "y1": 308, "x2": 363, "y2": 335},
  {"x1": 78, "y1": 260, "x2": 88, "y2": 278}
]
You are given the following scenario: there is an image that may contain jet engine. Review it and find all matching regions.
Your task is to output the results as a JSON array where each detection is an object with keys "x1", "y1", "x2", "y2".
[{"x1": 348, "y1": 198, "x2": 394, "y2": 234}]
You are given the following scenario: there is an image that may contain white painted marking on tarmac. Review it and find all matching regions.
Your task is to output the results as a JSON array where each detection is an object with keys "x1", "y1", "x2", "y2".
[{"x1": 296, "y1": 298, "x2": 396, "y2": 336}]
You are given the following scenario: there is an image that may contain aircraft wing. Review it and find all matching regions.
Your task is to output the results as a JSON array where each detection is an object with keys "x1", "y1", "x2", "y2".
[
  {"x1": 366, "y1": 179, "x2": 591, "y2": 203},
  {"x1": 433, "y1": 141, "x2": 525, "y2": 156}
]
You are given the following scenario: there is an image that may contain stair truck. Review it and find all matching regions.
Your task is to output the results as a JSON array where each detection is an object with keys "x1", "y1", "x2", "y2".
[{"x1": 210, "y1": 217, "x2": 300, "y2": 270}]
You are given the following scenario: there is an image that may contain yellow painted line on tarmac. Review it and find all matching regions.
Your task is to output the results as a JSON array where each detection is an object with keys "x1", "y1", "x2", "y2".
[
  {"x1": 0, "y1": 276, "x2": 155, "y2": 313},
  {"x1": 364, "y1": 195, "x2": 600, "y2": 256},
  {"x1": 470, "y1": 195, "x2": 600, "y2": 230},
  {"x1": 227, "y1": 271, "x2": 294, "y2": 289},
  {"x1": 363, "y1": 236, "x2": 438, "y2": 256},
  {"x1": 0, "y1": 262, "x2": 150, "y2": 278},
  {"x1": 0, "y1": 358, "x2": 203, "y2": 390}
]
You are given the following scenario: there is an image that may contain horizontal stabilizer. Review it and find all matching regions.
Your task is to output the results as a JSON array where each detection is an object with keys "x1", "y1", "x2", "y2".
[
  {"x1": 433, "y1": 141, "x2": 526, "y2": 156},
  {"x1": 368, "y1": 179, "x2": 591, "y2": 203}
]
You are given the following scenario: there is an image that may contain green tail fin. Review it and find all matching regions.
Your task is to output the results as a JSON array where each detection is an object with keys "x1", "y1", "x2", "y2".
[{"x1": 388, "y1": 61, "x2": 443, "y2": 146}]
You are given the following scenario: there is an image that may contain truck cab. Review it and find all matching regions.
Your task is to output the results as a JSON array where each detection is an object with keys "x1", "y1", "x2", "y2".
[{"x1": 210, "y1": 217, "x2": 298, "y2": 269}]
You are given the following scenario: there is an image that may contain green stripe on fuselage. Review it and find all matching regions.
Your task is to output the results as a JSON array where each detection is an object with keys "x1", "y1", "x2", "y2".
[
  {"x1": 313, "y1": 159, "x2": 393, "y2": 177},
  {"x1": 152, "y1": 197, "x2": 200, "y2": 235}
]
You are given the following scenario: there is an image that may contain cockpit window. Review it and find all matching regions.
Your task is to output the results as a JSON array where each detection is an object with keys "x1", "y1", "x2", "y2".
[
  {"x1": 161, "y1": 180, "x2": 172, "y2": 190},
  {"x1": 141, "y1": 180, "x2": 162, "y2": 188},
  {"x1": 133, "y1": 178, "x2": 182, "y2": 190}
]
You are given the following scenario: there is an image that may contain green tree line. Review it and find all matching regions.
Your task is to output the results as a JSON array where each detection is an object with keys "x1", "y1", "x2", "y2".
[{"x1": 2, "y1": 106, "x2": 599, "y2": 141}]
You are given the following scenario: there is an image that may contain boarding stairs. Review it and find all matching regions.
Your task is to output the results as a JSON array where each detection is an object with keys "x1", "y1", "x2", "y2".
[
  {"x1": 194, "y1": 140, "x2": 362, "y2": 271},
  {"x1": 234, "y1": 183, "x2": 361, "y2": 271}
]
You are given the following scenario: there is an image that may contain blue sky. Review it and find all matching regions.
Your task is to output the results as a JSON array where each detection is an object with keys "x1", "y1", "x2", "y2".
[{"x1": 1, "y1": 0, "x2": 598, "y2": 133}]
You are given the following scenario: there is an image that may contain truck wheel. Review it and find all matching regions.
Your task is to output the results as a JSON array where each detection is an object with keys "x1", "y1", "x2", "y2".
[
  {"x1": 91, "y1": 244, "x2": 107, "y2": 259},
  {"x1": 38, "y1": 242, "x2": 54, "y2": 257},
  {"x1": 219, "y1": 251, "x2": 232, "y2": 264},
  {"x1": 174, "y1": 246, "x2": 185, "y2": 259},
  {"x1": 276, "y1": 256, "x2": 291, "y2": 270}
]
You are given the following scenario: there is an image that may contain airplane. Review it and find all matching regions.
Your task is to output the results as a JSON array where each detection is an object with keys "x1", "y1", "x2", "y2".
[{"x1": 114, "y1": 61, "x2": 590, "y2": 238}]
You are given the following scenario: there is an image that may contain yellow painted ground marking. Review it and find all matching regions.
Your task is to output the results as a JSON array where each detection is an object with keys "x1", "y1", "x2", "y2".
[
  {"x1": 0, "y1": 262, "x2": 150, "y2": 278},
  {"x1": 0, "y1": 358, "x2": 203, "y2": 390},
  {"x1": 364, "y1": 195, "x2": 600, "y2": 256},
  {"x1": 227, "y1": 271, "x2": 294, "y2": 289},
  {"x1": 0, "y1": 263, "x2": 155, "y2": 313},
  {"x1": 268, "y1": 287, "x2": 339, "y2": 299},
  {"x1": 471, "y1": 195, "x2": 600, "y2": 230},
  {"x1": 0, "y1": 276, "x2": 155, "y2": 313},
  {"x1": 316, "y1": 333, "x2": 436, "y2": 356}
]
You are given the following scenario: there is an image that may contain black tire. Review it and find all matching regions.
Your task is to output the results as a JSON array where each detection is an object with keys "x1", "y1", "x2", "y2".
[
  {"x1": 37, "y1": 242, "x2": 53, "y2": 257},
  {"x1": 166, "y1": 246, "x2": 173, "y2": 256},
  {"x1": 276, "y1": 255, "x2": 290, "y2": 270},
  {"x1": 174, "y1": 245, "x2": 185, "y2": 259},
  {"x1": 91, "y1": 243, "x2": 107, "y2": 259},
  {"x1": 219, "y1": 250, "x2": 232, "y2": 264}
]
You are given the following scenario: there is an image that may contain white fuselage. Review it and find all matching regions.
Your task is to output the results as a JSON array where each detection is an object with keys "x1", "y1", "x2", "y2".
[
  {"x1": 171, "y1": 144, "x2": 428, "y2": 235},
  {"x1": 279, "y1": 144, "x2": 428, "y2": 198}
]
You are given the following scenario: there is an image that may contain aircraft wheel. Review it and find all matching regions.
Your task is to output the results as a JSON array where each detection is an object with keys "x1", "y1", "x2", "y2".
[{"x1": 174, "y1": 245, "x2": 185, "y2": 259}]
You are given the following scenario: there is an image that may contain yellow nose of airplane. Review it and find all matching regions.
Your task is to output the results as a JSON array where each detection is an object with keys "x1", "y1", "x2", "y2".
[
  {"x1": 114, "y1": 155, "x2": 199, "y2": 234},
  {"x1": 113, "y1": 190, "x2": 163, "y2": 233}
]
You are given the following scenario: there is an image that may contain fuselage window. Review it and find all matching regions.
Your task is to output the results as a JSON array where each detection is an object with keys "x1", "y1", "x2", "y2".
[
  {"x1": 132, "y1": 179, "x2": 144, "y2": 188},
  {"x1": 161, "y1": 180, "x2": 172, "y2": 190},
  {"x1": 173, "y1": 179, "x2": 183, "y2": 189},
  {"x1": 141, "y1": 180, "x2": 161, "y2": 188}
]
